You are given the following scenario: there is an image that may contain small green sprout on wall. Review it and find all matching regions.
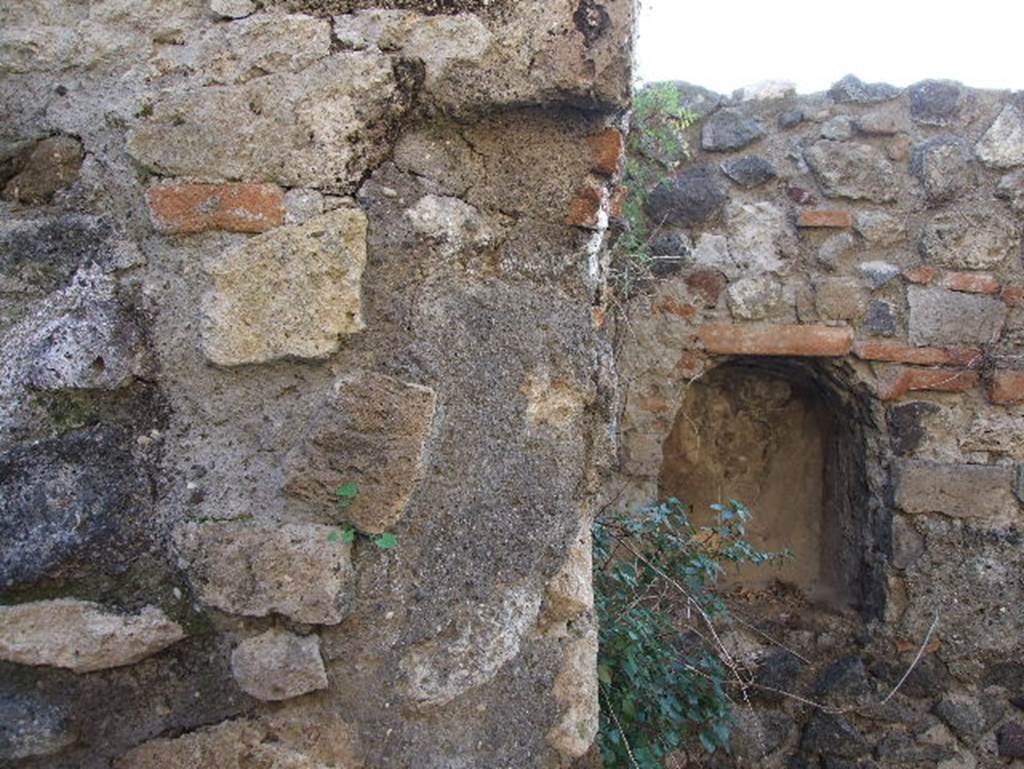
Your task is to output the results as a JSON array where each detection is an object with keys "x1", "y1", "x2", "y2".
[
  {"x1": 610, "y1": 82, "x2": 698, "y2": 299},
  {"x1": 325, "y1": 482, "x2": 399, "y2": 550},
  {"x1": 593, "y1": 498, "x2": 786, "y2": 769}
]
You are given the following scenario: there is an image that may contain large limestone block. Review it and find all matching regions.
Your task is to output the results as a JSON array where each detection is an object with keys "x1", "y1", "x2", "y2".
[
  {"x1": 231, "y1": 629, "x2": 328, "y2": 701},
  {"x1": 283, "y1": 371, "x2": 436, "y2": 533},
  {"x1": 127, "y1": 52, "x2": 405, "y2": 192},
  {"x1": 201, "y1": 209, "x2": 366, "y2": 366},
  {"x1": 0, "y1": 599, "x2": 185, "y2": 673},
  {"x1": 895, "y1": 460, "x2": 1018, "y2": 522},
  {"x1": 907, "y1": 286, "x2": 1007, "y2": 347},
  {"x1": 175, "y1": 522, "x2": 354, "y2": 625}
]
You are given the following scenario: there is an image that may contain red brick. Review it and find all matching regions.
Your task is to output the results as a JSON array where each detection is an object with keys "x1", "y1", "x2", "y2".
[
  {"x1": 686, "y1": 268, "x2": 727, "y2": 307},
  {"x1": 877, "y1": 367, "x2": 979, "y2": 400},
  {"x1": 654, "y1": 299, "x2": 698, "y2": 320},
  {"x1": 797, "y1": 210, "x2": 853, "y2": 228},
  {"x1": 609, "y1": 185, "x2": 628, "y2": 219},
  {"x1": 565, "y1": 183, "x2": 603, "y2": 228},
  {"x1": 146, "y1": 183, "x2": 284, "y2": 234},
  {"x1": 903, "y1": 266, "x2": 937, "y2": 285},
  {"x1": 587, "y1": 128, "x2": 624, "y2": 177},
  {"x1": 1001, "y1": 285, "x2": 1024, "y2": 307},
  {"x1": 674, "y1": 351, "x2": 706, "y2": 378},
  {"x1": 853, "y1": 341, "x2": 983, "y2": 366},
  {"x1": 940, "y1": 271, "x2": 1000, "y2": 295},
  {"x1": 887, "y1": 137, "x2": 910, "y2": 161},
  {"x1": 637, "y1": 395, "x2": 670, "y2": 414},
  {"x1": 988, "y1": 370, "x2": 1024, "y2": 405},
  {"x1": 698, "y1": 324, "x2": 854, "y2": 357}
]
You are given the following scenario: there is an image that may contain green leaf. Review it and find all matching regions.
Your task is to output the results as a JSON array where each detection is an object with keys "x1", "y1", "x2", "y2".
[
  {"x1": 373, "y1": 532, "x2": 398, "y2": 550},
  {"x1": 326, "y1": 530, "x2": 341, "y2": 543},
  {"x1": 335, "y1": 482, "x2": 359, "y2": 499},
  {"x1": 342, "y1": 528, "x2": 356, "y2": 544}
]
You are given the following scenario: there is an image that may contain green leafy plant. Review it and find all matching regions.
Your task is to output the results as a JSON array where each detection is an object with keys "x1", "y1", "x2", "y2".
[
  {"x1": 325, "y1": 483, "x2": 399, "y2": 550},
  {"x1": 593, "y1": 498, "x2": 786, "y2": 768},
  {"x1": 609, "y1": 82, "x2": 699, "y2": 299}
]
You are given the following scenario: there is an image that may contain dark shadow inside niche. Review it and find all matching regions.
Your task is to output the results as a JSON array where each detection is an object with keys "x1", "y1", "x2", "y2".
[{"x1": 658, "y1": 357, "x2": 890, "y2": 619}]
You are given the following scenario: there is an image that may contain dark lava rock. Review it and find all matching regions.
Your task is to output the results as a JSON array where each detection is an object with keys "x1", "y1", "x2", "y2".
[
  {"x1": 0, "y1": 215, "x2": 118, "y2": 295},
  {"x1": 0, "y1": 425, "x2": 155, "y2": 590},
  {"x1": 829, "y1": 75, "x2": 901, "y2": 104},
  {"x1": 886, "y1": 402, "x2": 941, "y2": 457},
  {"x1": 863, "y1": 300, "x2": 897, "y2": 337},
  {"x1": 815, "y1": 656, "x2": 875, "y2": 699},
  {"x1": 701, "y1": 109, "x2": 766, "y2": 152},
  {"x1": 933, "y1": 695, "x2": 1004, "y2": 740},
  {"x1": 0, "y1": 684, "x2": 74, "y2": 760},
  {"x1": 778, "y1": 109, "x2": 804, "y2": 129},
  {"x1": 648, "y1": 229, "x2": 692, "y2": 257},
  {"x1": 910, "y1": 135, "x2": 973, "y2": 205},
  {"x1": 643, "y1": 166, "x2": 728, "y2": 227},
  {"x1": 875, "y1": 734, "x2": 955, "y2": 765},
  {"x1": 721, "y1": 155, "x2": 778, "y2": 188},
  {"x1": 909, "y1": 80, "x2": 962, "y2": 126},
  {"x1": 801, "y1": 714, "x2": 870, "y2": 758},
  {"x1": 751, "y1": 649, "x2": 804, "y2": 703},
  {"x1": 999, "y1": 723, "x2": 1024, "y2": 758}
]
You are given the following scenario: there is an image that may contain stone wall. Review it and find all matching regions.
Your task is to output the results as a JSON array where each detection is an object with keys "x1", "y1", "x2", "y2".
[
  {"x1": 615, "y1": 77, "x2": 1024, "y2": 767},
  {"x1": 0, "y1": 2, "x2": 632, "y2": 766}
]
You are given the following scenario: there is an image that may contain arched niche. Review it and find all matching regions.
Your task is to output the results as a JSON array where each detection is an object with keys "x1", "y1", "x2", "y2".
[{"x1": 658, "y1": 357, "x2": 890, "y2": 617}]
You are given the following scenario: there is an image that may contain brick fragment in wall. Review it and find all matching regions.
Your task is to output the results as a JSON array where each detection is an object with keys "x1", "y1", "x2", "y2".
[
  {"x1": 876, "y1": 367, "x2": 979, "y2": 401},
  {"x1": 940, "y1": 271, "x2": 1000, "y2": 295},
  {"x1": 903, "y1": 266, "x2": 937, "y2": 285},
  {"x1": 797, "y1": 210, "x2": 853, "y2": 228},
  {"x1": 698, "y1": 324, "x2": 854, "y2": 357},
  {"x1": 586, "y1": 128, "x2": 623, "y2": 177},
  {"x1": 1003, "y1": 285, "x2": 1024, "y2": 307},
  {"x1": 146, "y1": 183, "x2": 284, "y2": 234},
  {"x1": 894, "y1": 460, "x2": 1018, "y2": 520},
  {"x1": 989, "y1": 370, "x2": 1024, "y2": 405},
  {"x1": 853, "y1": 341, "x2": 983, "y2": 366}
]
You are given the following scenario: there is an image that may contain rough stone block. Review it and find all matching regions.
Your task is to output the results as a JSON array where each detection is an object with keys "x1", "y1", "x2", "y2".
[
  {"x1": 989, "y1": 370, "x2": 1024, "y2": 405},
  {"x1": 908, "y1": 286, "x2": 1007, "y2": 346},
  {"x1": 701, "y1": 109, "x2": 766, "y2": 152},
  {"x1": 976, "y1": 105, "x2": 1024, "y2": 169},
  {"x1": 962, "y1": 414, "x2": 1024, "y2": 459},
  {"x1": 814, "y1": 277, "x2": 867, "y2": 321},
  {"x1": 919, "y1": 210, "x2": 1020, "y2": 270},
  {"x1": 231, "y1": 629, "x2": 327, "y2": 701},
  {"x1": 828, "y1": 75, "x2": 900, "y2": 103},
  {"x1": 175, "y1": 522, "x2": 354, "y2": 625},
  {"x1": 727, "y1": 276, "x2": 783, "y2": 320},
  {"x1": 910, "y1": 135, "x2": 974, "y2": 204},
  {"x1": 146, "y1": 183, "x2": 284, "y2": 234},
  {"x1": 545, "y1": 626, "x2": 598, "y2": 760},
  {"x1": 798, "y1": 210, "x2": 853, "y2": 228},
  {"x1": 644, "y1": 166, "x2": 727, "y2": 227},
  {"x1": 2, "y1": 136, "x2": 83, "y2": 204},
  {"x1": 909, "y1": 80, "x2": 963, "y2": 126},
  {"x1": 804, "y1": 141, "x2": 899, "y2": 202},
  {"x1": 698, "y1": 324, "x2": 854, "y2": 357},
  {"x1": 895, "y1": 460, "x2": 1018, "y2": 519},
  {"x1": 201, "y1": 208, "x2": 366, "y2": 366},
  {"x1": 0, "y1": 687, "x2": 74, "y2": 761},
  {"x1": 720, "y1": 155, "x2": 777, "y2": 188},
  {"x1": 854, "y1": 210, "x2": 904, "y2": 244},
  {"x1": 283, "y1": 371, "x2": 436, "y2": 534},
  {"x1": 0, "y1": 600, "x2": 185, "y2": 673},
  {"x1": 127, "y1": 53, "x2": 405, "y2": 193}
]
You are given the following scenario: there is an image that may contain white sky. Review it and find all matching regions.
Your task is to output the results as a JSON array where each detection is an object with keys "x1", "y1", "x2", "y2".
[{"x1": 636, "y1": 0, "x2": 1024, "y2": 95}]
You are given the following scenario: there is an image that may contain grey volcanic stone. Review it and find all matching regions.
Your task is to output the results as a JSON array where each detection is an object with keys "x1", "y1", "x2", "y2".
[
  {"x1": 908, "y1": 286, "x2": 1007, "y2": 346},
  {"x1": 643, "y1": 166, "x2": 728, "y2": 226},
  {"x1": 648, "y1": 230, "x2": 692, "y2": 258},
  {"x1": 231, "y1": 629, "x2": 328, "y2": 701},
  {"x1": 976, "y1": 104, "x2": 1024, "y2": 168},
  {"x1": 720, "y1": 155, "x2": 777, "y2": 188},
  {"x1": 0, "y1": 425, "x2": 154, "y2": 589},
  {"x1": 2, "y1": 136, "x2": 83, "y2": 204},
  {"x1": 887, "y1": 402, "x2": 940, "y2": 457},
  {"x1": 778, "y1": 109, "x2": 804, "y2": 129},
  {"x1": 933, "y1": 694, "x2": 1004, "y2": 740},
  {"x1": 998, "y1": 723, "x2": 1024, "y2": 758},
  {"x1": 996, "y1": 169, "x2": 1024, "y2": 213},
  {"x1": 875, "y1": 734, "x2": 955, "y2": 765},
  {"x1": 701, "y1": 109, "x2": 766, "y2": 152},
  {"x1": 858, "y1": 261, "x2": 900, "y2": 289},
  {"x1": 863, "y1": 300, "x2": 897, "y2": 336},
  {"x1": 895, "y1": 460, "x2": 1017, "y2": 519},
  {"x1": 909, "y1": 80, "x2": 962, "y2": 126},
  {"x1": 828, "y1": 74, "x2": 900, "y2": 103},
  {"x1": 820, "y1": 115, "x2": 854, "y2": 140},
  {"x1": 918, "y1": 210, "x2": 1020, "y2": 269},
  {"x1": 0, "y1": 686, "x2": 74, "y2": 760},
  {"x1": 751, "y1": 649, "x2": 803, "y2": 703},
  {"x1": 801, "y1": 713, "x2": 869, "y2": 757},
  {"x1": 805, "y1": 141, "x2": 899, "y2": 202},
  {"x1": 911, "y1": 135, "x2": 974, "y2": 205}
]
